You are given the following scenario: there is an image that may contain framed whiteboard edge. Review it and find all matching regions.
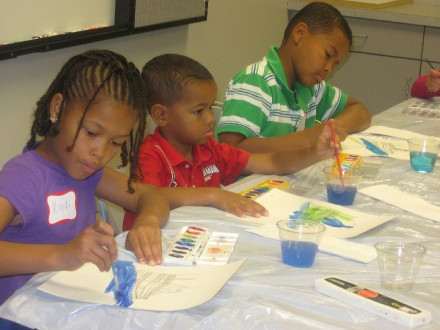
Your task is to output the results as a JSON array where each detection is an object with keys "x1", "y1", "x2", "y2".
[{"x1": 0, "y1": 0, "x2": 208, "y2": 61}]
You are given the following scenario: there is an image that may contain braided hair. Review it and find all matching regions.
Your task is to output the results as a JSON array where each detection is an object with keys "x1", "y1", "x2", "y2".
[{"x1": 26, "y1": 49, "x2": 146, "y2": 193}]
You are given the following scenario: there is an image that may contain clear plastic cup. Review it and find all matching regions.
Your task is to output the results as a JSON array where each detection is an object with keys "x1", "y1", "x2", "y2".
[
  {"x1": 323, "y1": 167, "x2": 362, "y2": 206},
  {"x1": 407, "y1": 138, "x2": 440, "y2": 173},
  {"x1": 276, "y1": 219, "x2": 326, "y2": 268},
  {"x1": 374, "y1": 241, "x2": 426, "y2": 292}
]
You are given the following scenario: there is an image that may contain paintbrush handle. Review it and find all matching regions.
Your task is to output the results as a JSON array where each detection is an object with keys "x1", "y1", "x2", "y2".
[
  {"x1": 425, "y1": 58, "x2": 436, "y2": 70},
  {"x1": 329, "y1": 120, "x2": 340, "y2": 159},
  {"x1": 328, "y1": 121, "x2": 344, "y2": 186}
]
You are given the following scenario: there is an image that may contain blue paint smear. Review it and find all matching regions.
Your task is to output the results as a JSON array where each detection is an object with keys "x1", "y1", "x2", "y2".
[
  {"x1": 322, "y1": 217, "x2": 353, "y2": 228},
  {"x1": 105, "y1": 260, "x2": 136, "y2": 307},
  {"x1": 360, "y1": 138, "x2": 388, "y2": 156},
  {"x1": 289, "y1": 202, "x2": 353, "y2": 228},
  {"x1": 289, "y1": 202, "x2": 310, "y2": 220}
]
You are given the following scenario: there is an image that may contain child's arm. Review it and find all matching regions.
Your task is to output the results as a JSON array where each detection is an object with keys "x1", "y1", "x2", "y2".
[
  {"x1": 242, "y1": 120, "x2": 338, "y2": 175},
  {"x1": 219, "y1": 125, "x2": 325, "y2": 153},
  {"x1": 123, "y1": 185, "x2": 268, "y2": 262},
  {"x1": 0, "y1": 196, "x2": 117, "y2": 276},
  {"x1": 95, "y1": 167, "x2": 170, "y2": 266},
  {"x1": 218, "y1": 98, "x2": 369, "y2": 154},
  {"x1": 332, "y1": 96, "x2": 371, "y2": 134},
  {"x1": 158, "y1": 187, "x2": 268, "y2": 218}
]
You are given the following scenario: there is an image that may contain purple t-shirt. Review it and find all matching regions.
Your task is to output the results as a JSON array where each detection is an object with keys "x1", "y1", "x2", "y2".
[{"x1": 0, "y1": 149, "x2": 103, "y2": 304}]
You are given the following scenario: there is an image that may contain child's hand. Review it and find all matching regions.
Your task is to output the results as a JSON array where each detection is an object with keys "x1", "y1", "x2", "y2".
[
  {"x1": 59, "y1": 221, "x2": 117, "y2": 272},
  {"x1": 426, "y1": 69, "x2": 440, "y2": 93},
  {"x1": 212, "y1": 190, "x2": 268, "y2": 218},
  {"x1": 316, "y1": 120, "x2": 342, "y2": 160},
  {"x1": 125, "y1": 222, "x2": 163, "y2": 266}
]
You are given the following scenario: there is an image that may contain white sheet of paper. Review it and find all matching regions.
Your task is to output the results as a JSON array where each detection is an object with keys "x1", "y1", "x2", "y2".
[
  {"x1": 341, "y1": 125, "x2": 440, "y2": 160},
  {"x1": 38, "y1": 259, "x2": 245, "y2": 311},
  {"x1": 359, "y1": 184, "x2": 440, "y2": 222},
  {"x1": 245, "y1": 224, "x2": 376, "y2": 263},
  {"x1": 342, "y1": 135, "x2": 409, "y2": 159},
  {"x1": 319, "y1": 236, "x2": 377, "y2": 263},
  {"x1": 362, "y1": 125, "x2": 433, "y2": 140},
  {"x1": 234, "y1": 189, "x2": 394, "y2": 239}
]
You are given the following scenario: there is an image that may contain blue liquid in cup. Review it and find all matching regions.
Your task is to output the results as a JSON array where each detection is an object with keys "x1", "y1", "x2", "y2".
[
  {"x1": 410, "y1": 151, "x2": 437, "y2": 173},
  {"x1": 326, "y1": 184, "x2": 357, "y2": 205},
  {"x1": 281, "y1": 240, "x2": 318, "y2": 268}
]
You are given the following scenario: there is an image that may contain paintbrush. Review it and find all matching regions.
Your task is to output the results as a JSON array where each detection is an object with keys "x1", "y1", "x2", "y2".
[
  {"x1": 98, "y1": 199, "x2": 122, "y2": 297},
  {"x1": 329, "y1": 121, "x2": 344, "y2": 186},
  {"x1": 425, "y1": 58, "x2": 437, "y2": 70}
]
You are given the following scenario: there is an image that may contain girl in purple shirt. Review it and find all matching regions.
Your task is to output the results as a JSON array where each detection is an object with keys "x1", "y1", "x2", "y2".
[{"x1": 0, "y1": 50, "x2": 171, "y2": 304}]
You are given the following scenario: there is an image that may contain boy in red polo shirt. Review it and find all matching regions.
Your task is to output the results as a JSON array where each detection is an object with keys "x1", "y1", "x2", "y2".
[{"x1": 123, "y1": 54, "x2": 340, "y2": 230}]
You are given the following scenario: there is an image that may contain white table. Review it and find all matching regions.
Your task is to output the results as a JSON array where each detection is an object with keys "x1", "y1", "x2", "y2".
[{"x1": 1, "y1": 100, "x2": 439, "y2": 329}]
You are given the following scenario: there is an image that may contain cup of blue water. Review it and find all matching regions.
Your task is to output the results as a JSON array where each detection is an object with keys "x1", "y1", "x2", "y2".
[
  {"x1": 323, "y1": 167, "x2": 362, "y2": 206},
  {"x1": 407, "y1": 138, "x2": 440, "y2": 173},
  {"x1": 276, "y1": 219, "x2": 326, "y2": 268}
]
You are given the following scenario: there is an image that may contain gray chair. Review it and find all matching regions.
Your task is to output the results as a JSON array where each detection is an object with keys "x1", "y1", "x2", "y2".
[{"x1": 212, "y1": 101, "x2": 223, "y2": 131}]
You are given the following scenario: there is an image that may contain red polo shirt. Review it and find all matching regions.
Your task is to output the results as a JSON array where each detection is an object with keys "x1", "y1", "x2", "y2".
[{"x1": 123, "y1": 128, "x2": 250, "y2": 230}]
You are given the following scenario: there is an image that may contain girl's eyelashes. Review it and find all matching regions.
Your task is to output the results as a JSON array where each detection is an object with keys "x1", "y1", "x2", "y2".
[
  {"x1": 83, "y1": 127, "x2": 97, "y2": 137},
  {"x1": 82, "y1": 126, "x2": 125, "y2": 147},
  {"x1": 110, "y1": 140, "x2": 124, "y2": 147}
]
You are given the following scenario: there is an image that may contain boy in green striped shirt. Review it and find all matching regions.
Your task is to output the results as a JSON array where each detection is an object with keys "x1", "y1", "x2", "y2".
[{"x1": 217, "y1": 1, "x2": 371, "y2": 153}]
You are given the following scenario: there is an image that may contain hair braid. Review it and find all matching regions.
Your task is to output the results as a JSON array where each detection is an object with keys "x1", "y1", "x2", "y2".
[{"x1": 26, "y1": 49, "x2": 147, "y2": 193}]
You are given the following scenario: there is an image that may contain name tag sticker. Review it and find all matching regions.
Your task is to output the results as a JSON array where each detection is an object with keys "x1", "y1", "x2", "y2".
[{"x1": 47, "y1": 190, "x2": 77, "y2": 225}]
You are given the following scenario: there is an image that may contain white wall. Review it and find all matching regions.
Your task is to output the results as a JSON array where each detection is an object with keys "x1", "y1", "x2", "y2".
[{"x1": 0, "y1": 0, "x2": 288, "y2": 168}]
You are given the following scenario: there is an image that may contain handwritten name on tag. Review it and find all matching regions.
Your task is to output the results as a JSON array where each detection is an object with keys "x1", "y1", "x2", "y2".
[{"x1": 47, "y1": 190, "x2": 77, "y2": 225}]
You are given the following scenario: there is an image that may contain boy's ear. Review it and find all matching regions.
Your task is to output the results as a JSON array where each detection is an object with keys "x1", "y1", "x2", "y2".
[
  {"x1": 149, "y1": 104, "x2": 169, "y2": 127},
  {"x1": 292, "y1": 22, "x2": 309, "y2": 45}
]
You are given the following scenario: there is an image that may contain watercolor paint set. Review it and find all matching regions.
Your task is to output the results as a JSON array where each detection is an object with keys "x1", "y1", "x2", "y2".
[
  {"x1": 315, "y1": 277, "x2": 432, "y2": 328},
  {"x1": 330, "y1": 153, "x2": 362, "y2": 175},
  {"x1": 330, "y1": 153, "x2": 382, "y2": 178},
  {"x1": 239, "y1": 178, "x2": 290, "y2": 200},
  {"x1": 164, "y1": 226, "x2": 239, "y2": 266}
]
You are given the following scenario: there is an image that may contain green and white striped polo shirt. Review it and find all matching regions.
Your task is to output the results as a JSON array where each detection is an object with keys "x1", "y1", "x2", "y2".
[{"x1": 217, "y1": 46, "x2": 348, "y2": 138}]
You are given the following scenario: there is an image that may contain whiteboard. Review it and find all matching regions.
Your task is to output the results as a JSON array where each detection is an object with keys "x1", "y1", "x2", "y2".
[{"x1": 0, "y1": 0, "x2": 115, "y2": 45}]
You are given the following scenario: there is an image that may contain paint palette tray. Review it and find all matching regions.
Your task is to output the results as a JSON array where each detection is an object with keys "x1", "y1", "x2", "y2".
[
  {"x1": 164, "y1": 226, "x2": 239, "y2": 266},
  {"x1": 403, "y1": 99, "x2": 440, "y2": 119},
  {"x1": 239, "y1": 179, "x2": 290, "y2": 200}
]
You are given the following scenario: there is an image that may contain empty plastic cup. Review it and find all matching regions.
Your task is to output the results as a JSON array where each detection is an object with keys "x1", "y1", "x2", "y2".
[{"x1": 374, "y1": 241, "x2": 426, "y2": 292}]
